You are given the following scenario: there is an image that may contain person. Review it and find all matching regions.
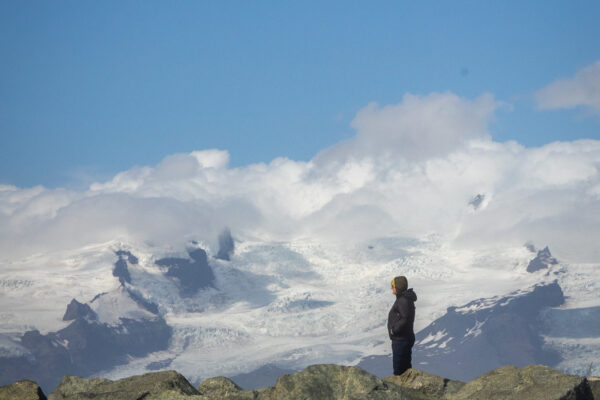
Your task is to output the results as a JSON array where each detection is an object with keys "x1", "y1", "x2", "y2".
[{"x1": 387, "y1": 275, "x2": 417, "y2": 375}]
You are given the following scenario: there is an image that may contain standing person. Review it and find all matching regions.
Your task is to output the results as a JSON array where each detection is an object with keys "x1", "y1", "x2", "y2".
[{"x1": 387, "y1": 275, "x2": 417, "y2": 375}]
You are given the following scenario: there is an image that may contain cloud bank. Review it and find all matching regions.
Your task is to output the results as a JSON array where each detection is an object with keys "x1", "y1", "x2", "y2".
[
  {"x1": 1, "y1": 92, "x2": 599, "y2": 262},
  {"x1": 536, "y1": 60, "x2": 600, "y2": 113}
]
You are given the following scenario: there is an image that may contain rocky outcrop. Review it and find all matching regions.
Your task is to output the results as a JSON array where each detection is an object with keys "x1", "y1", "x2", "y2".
[
  {"x1": 589, "y1": 378, "x2": 600, "y2": 399},
  {"x1": 197, "y1": 377, "x2": 257, "y2": 399},
  {"x1": 156, "y1": 248, "x2": 215, "y2": 296},
  {"x1": 0, "y1": 380, "x2": 47, "y2": 400},
  {"x1": 527, "y1": 246, "x2": 558, "y2": 273},
  {"x1": 113, "y1": 258, "x2": 132, "y2": 285},
  {"x1": 3, "y1": 364, "x2": 596, "y2": 400},
  {"x1": 468, "y1": 194, "x2": 485, "y2": 210},
  {"x1": 113, "y1": 250, "x2": 138, "y2": 284},
  {"x1": 62, "y1": 299, "x2": 96, "y2": 321},
  {"x1": 115, "y1": 250, "x2": 139, "y2": 265},
  {"x1": 43, "y1": 365, "x2": 422, "y2": 400},
  {"x1": 383, "y1": 368, "x2": 464, "y2": 399},
  {"x1": 263, "y1": 364, "x2": 417, "y2": 399},
  {"x1": 48, "y1": 371, "x2": 198, "y2": 400},
  {"x1": 446, "y1": 365, "x2": 593, "y2": 400},
  {"x1": 216, "y1": 228, "x2": 235, "y2": 261}
]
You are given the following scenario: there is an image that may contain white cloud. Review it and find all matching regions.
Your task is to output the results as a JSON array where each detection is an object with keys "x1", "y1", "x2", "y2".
[
  {"x1": 316, "y1": 92, "x2": 497, "y2": 163},
  {"x1": 1, "y1": 93, "x2": 600, "y2": 261},
  {"x1": 536, "y1": 61, "x2": 600, "y2": 112}
]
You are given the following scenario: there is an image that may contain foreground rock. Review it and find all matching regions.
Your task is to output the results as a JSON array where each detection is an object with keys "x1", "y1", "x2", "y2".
[
  {"x1": 447, "y1": 365, "x2": 593, "y2": 400},
  {"x1": 14, "y1": 363, "x2": 591, "y2": 400},
  {"x1": 196, "y1": 377, "x2": 258, "y2": 399},
  {"x1": 264, "y1": 364, "x2": 421, "y2": 399},
  {"x1": 588, "y1": 377, "x2": 600, "y2": 400},
  {"x1": 384, "y1": 368, "x2": 464, "y2": 399},
  {"x1": 46, "y1": 365, "x2": 423, "y2": 400},
  {"x1": 48, "y1": 370, "x2": 198, "y2": 400},
  {"x1": 0, "y1": 380, "x2": 47, "y2": 400}
]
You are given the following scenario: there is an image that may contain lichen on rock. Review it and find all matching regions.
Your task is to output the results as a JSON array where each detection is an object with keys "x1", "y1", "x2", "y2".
[
  {"x1": 384, "y1": 368, "x2": 464, "y2": 399},
  {"x1": 0, "y1": 380, "x2": 47, "y2": 400},
  {"x1": 48, "y1": 370, "x2": 198, "y2": 400},
  {"x1": 446, "y1": 365, "x2": 593, "y2": 400}
]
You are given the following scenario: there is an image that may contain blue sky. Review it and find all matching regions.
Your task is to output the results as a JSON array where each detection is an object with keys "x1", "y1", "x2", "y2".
[{"x1": 1, "y1": 1, "x2": 599, "y2": 188}]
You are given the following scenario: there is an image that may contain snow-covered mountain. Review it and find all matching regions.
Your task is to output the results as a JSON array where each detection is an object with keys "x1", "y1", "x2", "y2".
[{"x1": 0, "y1": 234, "x2": 599, "y2": 392}]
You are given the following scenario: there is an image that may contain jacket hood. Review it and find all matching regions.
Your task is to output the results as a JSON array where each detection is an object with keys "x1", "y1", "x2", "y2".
[
  {"x1": 392, "y1": 276, "x2": 408, "y2": 293},
  {"x1": 399, "y1": 288, "x2": 417, "y2": 302}
]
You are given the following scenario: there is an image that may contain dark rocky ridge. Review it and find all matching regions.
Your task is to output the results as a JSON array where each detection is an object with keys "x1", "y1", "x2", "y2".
[
  {"x1": 468, "y1": 194, "x2": 485, "y2": 210},
  {"x1": 216, "y1": 228, "x2": 235, "y2": 261},
  {"x1": 62, "y1": 299, "x2": 96, "y2": 321},
  {"x1": 112, "y1": 250, "x2": 138, "y2": 285},
  {"x1": 112, "y1": 258, "x2": 132, "y2": 284},
  {"x1": 1, "y1": 364, "x2": 596, "y2": 400},
  {"x1": 156, "y1": 248, "x2": 215, "y2": 296},
  {"x1": 527, "y1": 246, "x2": 558, "y2": 273},
  {"x1": 115, "y1": 250, "x2": 139, "y2": 265}
]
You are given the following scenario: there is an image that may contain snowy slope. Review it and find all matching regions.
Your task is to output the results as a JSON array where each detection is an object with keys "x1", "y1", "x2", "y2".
[{"x1": 0, "y1": 235, "x2": 598, "y2": 389}]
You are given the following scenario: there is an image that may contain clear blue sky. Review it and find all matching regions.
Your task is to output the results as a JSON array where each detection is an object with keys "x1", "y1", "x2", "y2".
[{"x1": 1, "y1": 1, "x2": 599, "y2": 188}]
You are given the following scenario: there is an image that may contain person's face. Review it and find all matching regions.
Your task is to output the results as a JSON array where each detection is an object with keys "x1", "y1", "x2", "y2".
[{"x1": 392, "y1": 285, "x2": 397, "y2": 295}]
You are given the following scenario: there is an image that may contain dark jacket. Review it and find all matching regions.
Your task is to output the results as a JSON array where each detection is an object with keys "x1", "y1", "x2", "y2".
[{"x1": 387, "y1": 288, "x2": 417, "y2": 342}]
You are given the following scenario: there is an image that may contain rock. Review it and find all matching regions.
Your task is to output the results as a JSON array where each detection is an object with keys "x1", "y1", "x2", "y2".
[
  {"x1": 469, "y1": 194, "x2": 485, "y2": 210},
  {"x1": 197, "y1": 377, "x2": 256, "y2": 399},
  {"x1": 115, "y1": 250, "x2": 139, "y2": 264},
  {"x1": 216, "y1": 228, "x2": 235, "y2": 261},
  {"x1": 588, "y1": 377, "x2": 600, "y2": 400},
  {"x1": 527, "y1": 246, "x2": 558, "y2": 273},
  {"x1": 264, "y1": 364, "x2": 422, "y2": 400},
  {"x1": 48, "y1": 370, "x2": 199, "y2": 400},
  {"x1": 112, "y1": 257, "x2": 132, "y2": 284},
  {"x1": 156, "y1": 248, "x2": 215, "y2": 296},
  {"x1": 62, "y1": 299, "x2": 96, "y2": 322},
  {"x1": 447, "y1": 365, "x2": 594, "y2": 400},
  {"x1": 0, "y1": 363, "x2": 590, "y2": 400},
  {"x1": 0, "y1": 380, "x2": 47, "y2": 400},
  {"x1": 383, "y1": 368, "x2": 464, "y2": 399}
]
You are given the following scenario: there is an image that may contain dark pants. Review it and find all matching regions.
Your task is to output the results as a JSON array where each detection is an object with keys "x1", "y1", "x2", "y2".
[{"x1": 392, "y1": 339, "x2": 413, "y2": 375}]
